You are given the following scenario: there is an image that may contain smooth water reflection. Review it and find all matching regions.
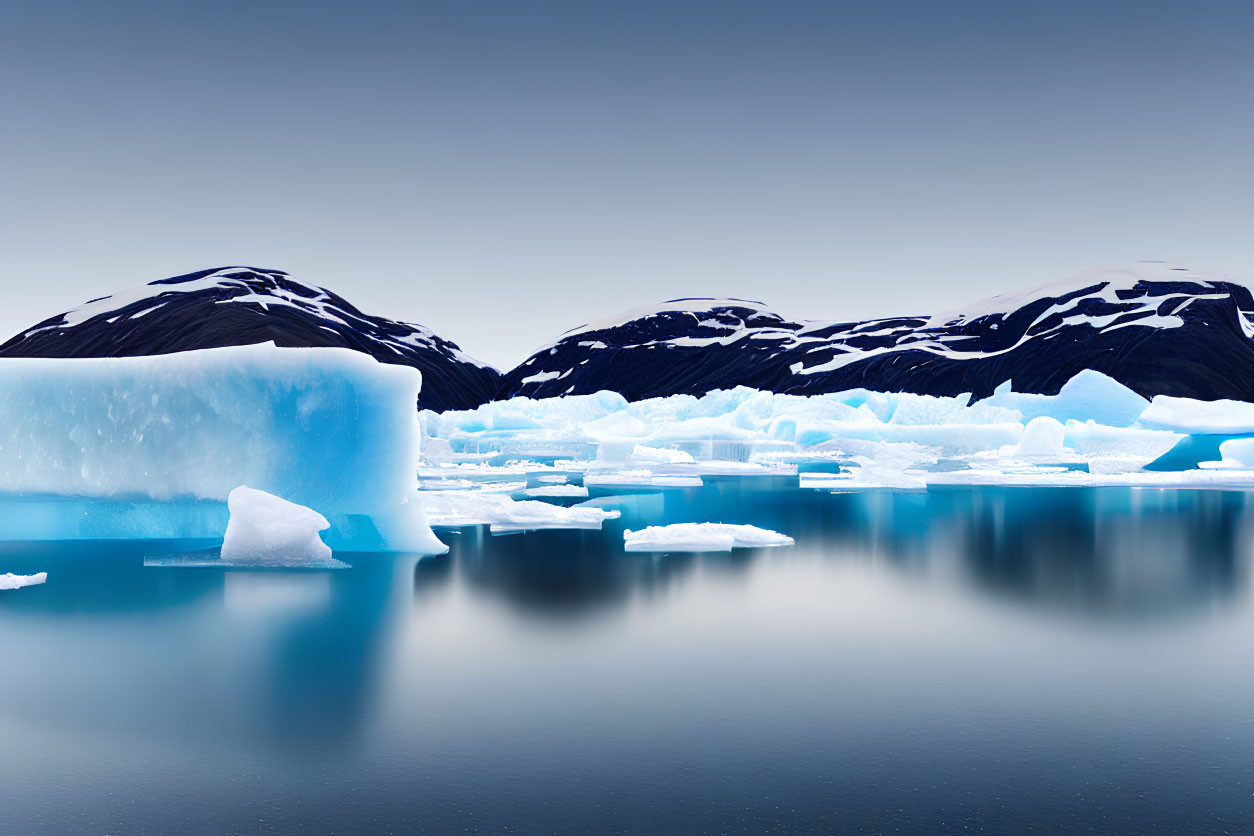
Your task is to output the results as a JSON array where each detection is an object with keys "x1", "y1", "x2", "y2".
[{"x1": 3, "y1": 485, "x2": 1254, "y2": 833}]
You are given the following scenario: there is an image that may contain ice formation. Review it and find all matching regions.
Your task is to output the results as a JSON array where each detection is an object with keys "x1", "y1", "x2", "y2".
[
  {"x1": 220, "y1": 486, "x2": 334, "y2": 566},
  {"x1": 624, "y1": 524, "x2": 794, "y2": 552},
  {"x1": 420, "y1": 367, "x2": 1254, "y2": 491},
  {"x1": 0, "y1": 343, "x2": 445, "y2": 552},
  {"x1": 423, "y1": 491, "x2": 619, "y2": 532},
  {"x1": 0, "y1": 572, "x2": 47, "y2": 590}
]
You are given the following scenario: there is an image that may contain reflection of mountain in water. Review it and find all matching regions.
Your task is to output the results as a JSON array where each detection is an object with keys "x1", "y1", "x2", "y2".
[
  {"x1": 934, "y1": 487, "x2": 1248, "y2": 618},
  {"x1": 421, "y1": 484, "x2": 1250, "y2": 623}
]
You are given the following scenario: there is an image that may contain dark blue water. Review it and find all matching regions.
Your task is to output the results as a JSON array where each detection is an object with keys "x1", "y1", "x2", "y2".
[{"x1": 3, "y1": 483, "x2": 1254, "y2": 833}]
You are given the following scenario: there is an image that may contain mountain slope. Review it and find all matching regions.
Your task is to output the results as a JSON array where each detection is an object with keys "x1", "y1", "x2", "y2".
[
  {"x1": 0, "y1": 266, "x2": 500, "y2": 411},
  {"x1": 499, "y1": 263, "x2": 1254, "y2": 403}
]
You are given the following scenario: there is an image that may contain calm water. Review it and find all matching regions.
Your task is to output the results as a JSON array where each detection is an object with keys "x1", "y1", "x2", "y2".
[{"x1": 3, "y1": 482, "x2": 1254, "y2": 833}]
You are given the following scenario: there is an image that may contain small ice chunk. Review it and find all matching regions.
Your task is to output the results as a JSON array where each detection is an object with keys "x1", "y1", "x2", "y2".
[
  {"x1": 220, "y1": 486, "x2": 333, "y2": 566},
  {"x1": 0, "y1": 572, "x2": 46, "y2": 590},
  {"x1": 624, "y1": 523, "x2": 794, "y2": 552}
]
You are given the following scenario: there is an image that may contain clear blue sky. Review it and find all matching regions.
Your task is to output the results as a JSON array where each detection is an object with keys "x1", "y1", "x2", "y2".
[{"x1": 2, "y1": 0, "x2": 1252, "y2": 368}]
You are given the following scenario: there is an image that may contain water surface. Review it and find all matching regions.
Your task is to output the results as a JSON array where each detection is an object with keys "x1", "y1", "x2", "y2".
[{"x1": 3, "y1": 483, "x2": 1252, "y2": 833}]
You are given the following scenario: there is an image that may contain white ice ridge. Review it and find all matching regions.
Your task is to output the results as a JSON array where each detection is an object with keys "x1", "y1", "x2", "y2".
[
  {"x1": 422, "y1": 369, "x2": 1254, "y2": 490},
  {"x1": 624, "y1": 523, "x2": 794, "y2": 552},
  {"x1": 220, "y1": 486, "x2": 334, "y2": 566},
  {"x1": 0, "y1": 572, "x2": 47, "y2": 590},
  {"x1": 0, "y1": 344, "x2": 445, "y2": 552}
]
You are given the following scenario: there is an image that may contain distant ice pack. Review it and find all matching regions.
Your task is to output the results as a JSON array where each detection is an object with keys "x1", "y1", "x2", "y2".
[{"x1": 421, "y1": 368, "x2": 1254, "y2": 492}]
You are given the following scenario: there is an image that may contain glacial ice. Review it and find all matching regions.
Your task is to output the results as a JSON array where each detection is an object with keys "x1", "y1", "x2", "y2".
[
  {"x1": 220, "y1": 486, "x2": 336, "y2": 567},
  {"x1": 0, "y1": 344, "x2": 445, "y2": 552},
  {"x1": 0, "y1": 572, "x2": 47, "y2": 590},
  {"x1": 1203, "y1": 438, "x2": 1254, "y2": 470},
  {"x1": 420, "y1": 369, "x2": 1245, "y2": 491},
  {"x1": 630, "y1": 444, "x2": 696, "y2": 464},
  {"x1": 623, "y1": 523, "x2": 794, "y2": 552},
  {"x1": 1138, "y1": 397, "x2": 1254, "y2": 434}
]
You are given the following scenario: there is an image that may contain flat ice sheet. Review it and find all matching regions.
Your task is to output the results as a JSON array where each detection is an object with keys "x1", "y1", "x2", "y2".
[
  {"x1": 0, "y1": 572, "x2": 47, "y2": 590},
  {"x1": 624, "y1": 523, "x2": 794, "y2": 552}
]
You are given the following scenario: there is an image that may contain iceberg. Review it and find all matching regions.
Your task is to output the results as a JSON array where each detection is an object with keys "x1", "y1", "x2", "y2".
[
  {"x1": 0, "y1": 343, "x2": 445, "y2": 553},
  {"x1": 220, "y1": 486, "x2": 336, "y2": 566},
  {"x1": 0, "y1": 572, "x2": 47, "y2": 590},
  {"x1": 979, "y1": 370, "x2": 1148, "y2": 428},
  {"x1": 623, "y1": 523, "x2": 794, "y2": 552}
]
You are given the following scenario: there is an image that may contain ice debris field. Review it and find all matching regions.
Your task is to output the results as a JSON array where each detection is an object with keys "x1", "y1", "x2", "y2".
[
  {"x1": 8, "y1": 341, "x2": 1254, "y2": 566},
  {"x1": 420, "y1": 368, "x2": 1254, "y2": 495}
]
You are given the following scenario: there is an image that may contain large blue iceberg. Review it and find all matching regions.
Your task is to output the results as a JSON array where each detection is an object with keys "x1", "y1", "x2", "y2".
[{"x1": 0, "y1": 343, "x2": 446, "y2": 552}]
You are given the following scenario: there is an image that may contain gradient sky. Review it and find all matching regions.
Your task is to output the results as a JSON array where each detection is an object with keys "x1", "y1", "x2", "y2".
[{"x1": 2, "y1": 0, "x2": 1252, "y2": 369}]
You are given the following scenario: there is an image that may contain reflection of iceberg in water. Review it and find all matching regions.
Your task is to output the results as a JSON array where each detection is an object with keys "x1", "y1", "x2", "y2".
[
  {"x1": 0, "y1": 542, "x2": 403, "y2": 751},
  {"x1": 420, "y1": 483, "x2": 1251, "y2": 623},
  {"x1": 432, "y1": 526, "x2": 698, "y2": 619}
]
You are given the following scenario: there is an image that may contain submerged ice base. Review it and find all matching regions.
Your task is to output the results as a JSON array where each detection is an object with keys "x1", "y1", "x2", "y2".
[{"x1": 0, "y1": 344, "x2": 444, "y2": 552}]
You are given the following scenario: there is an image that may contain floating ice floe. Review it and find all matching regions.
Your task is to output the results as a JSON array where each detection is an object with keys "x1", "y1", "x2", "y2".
[
  {"x1": 583, "y1": 470, "x2": 705, "y2": 489},
  {"x1": 624, "y1": 523, "x2": 794, "y2": 552},
  {"x1": 0, "y1": 572, "x2": 47, "y2": 590},
  {"x1": 423, "y1": 491, "x2": 620, "y2": 532}
]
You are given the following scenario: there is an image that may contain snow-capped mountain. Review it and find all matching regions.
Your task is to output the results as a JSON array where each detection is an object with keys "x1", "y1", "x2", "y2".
[
  {"x1": 500, "y1": 263, "x2": 1254, "y2": 403},
  {"x1": 0, "y1": 266, "x2": 500, "y2": 411}
]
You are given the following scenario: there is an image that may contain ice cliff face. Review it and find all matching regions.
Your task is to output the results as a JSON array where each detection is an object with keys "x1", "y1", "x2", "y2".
[
  {"x1": 499, "y1": 263, "x2": 1254, "y2": 403},
  {"x1": 0, "y1": 266, "x2": 501, "y2": 412}
]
